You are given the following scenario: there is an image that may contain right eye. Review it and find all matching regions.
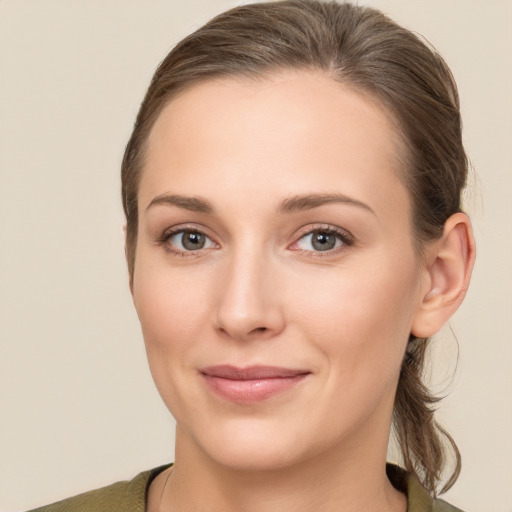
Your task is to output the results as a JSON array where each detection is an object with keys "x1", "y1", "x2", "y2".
[{"x1": 165, "y1": 229, "x2": 217, "y2": 254}]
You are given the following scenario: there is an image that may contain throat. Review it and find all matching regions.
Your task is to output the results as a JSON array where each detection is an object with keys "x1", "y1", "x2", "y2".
[{"x1": 151, "y1": 460, "x2": 407, "y2": 512}]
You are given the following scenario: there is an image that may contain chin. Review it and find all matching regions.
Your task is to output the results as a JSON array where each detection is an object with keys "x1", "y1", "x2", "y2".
[{"x1": 188, "y1": 416, "x2": 312, "y2": 472}]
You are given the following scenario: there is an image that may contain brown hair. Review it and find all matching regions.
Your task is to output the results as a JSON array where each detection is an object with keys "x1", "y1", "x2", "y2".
[{"x1": 121, "y1": 0, "x2": 467, "y2": 495}]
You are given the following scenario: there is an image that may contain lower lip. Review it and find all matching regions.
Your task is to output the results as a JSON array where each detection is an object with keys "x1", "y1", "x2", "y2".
[{"x1": 202, "y1": 374, "x2": 309, "y2": 403}]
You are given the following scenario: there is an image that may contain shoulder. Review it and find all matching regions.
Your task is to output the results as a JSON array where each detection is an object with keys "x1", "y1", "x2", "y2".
[
  {"x1": 432, "y1": 498, "x2": 465, "y2": 512},
  {"x1": 387, "y1": 464, "x2": 466, "y2": 512},
  {"x1": 26, "y1": 464, "x2": 171, "y2": 512}
]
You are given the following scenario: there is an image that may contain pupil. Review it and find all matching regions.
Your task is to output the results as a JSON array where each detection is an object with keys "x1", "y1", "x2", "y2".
[
  {"x1": 312, "y1": 231, "x2": 336, "y2": 251},
  {"x1": 183, "y1": 232, "x2": 205, "y2": 250}
]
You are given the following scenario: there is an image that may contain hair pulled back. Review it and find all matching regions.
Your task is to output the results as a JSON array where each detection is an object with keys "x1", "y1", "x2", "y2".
[{"x1": 121, "y1": 0, "x2": 468, "y2": 495}]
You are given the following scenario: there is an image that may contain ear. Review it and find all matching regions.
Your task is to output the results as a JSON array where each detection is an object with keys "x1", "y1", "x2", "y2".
[
  {"x1": 128, "y1": 271, "x2": 134, "y2": 297},
  {"x1": 411, "y1": 212, "x2": 476, "y2": 338},
  {"x1": 122, "y1": 223, "x2": 135, "y2": 297}
]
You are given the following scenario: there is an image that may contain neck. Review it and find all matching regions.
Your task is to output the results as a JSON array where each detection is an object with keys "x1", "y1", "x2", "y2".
[{"x1": 158, "y1": 426, "x2": 406, "y2": 512}]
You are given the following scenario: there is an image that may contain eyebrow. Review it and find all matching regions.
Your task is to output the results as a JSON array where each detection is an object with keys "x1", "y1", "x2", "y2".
[
  {"x1": 278, "y1": 193, "x2": 376, "y2": 216},
  {"x1": 145, "y1": 194, "x2": 213, "y2": 213},
  {"x1": 145, "y1": 192, "x2": 375, "y2": 216}
]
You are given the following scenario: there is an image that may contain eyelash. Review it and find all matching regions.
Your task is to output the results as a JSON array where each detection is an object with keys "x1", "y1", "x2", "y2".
[
  {"x1": 156, "y1": 224, "x2": 354, "y2": 258},
  {"x1": 290, "y1": 224, "x2": 354, "y2": 258},
  {"x1": 156, "y1": 225, "x2": 218, "y2": 257}
]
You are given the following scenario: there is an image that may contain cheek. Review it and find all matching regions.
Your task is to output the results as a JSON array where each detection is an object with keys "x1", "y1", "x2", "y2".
[
  {"x1": 132, "y1": 263, "x2": 211, "y2": 367},
  {"x1": 290, "y1": 256, "x2": 420, "y2": 372},
  {"x1": 132, "y1": 264, "x2": 216, "y2": 423}
]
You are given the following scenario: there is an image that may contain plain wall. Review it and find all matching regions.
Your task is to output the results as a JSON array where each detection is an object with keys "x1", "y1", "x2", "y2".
[{"x1": 1, "y1": 1, "x2": 511, "y2": 511}]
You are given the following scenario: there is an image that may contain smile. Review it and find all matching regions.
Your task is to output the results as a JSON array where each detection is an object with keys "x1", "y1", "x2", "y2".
[{"x1": 200, "y1": 365, "x2": 311, "y2": 403}]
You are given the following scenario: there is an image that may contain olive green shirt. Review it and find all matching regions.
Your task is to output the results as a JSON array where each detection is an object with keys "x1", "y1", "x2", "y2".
[{"x1": 27, "y1": 464, "x2": 464, "y2": 512}]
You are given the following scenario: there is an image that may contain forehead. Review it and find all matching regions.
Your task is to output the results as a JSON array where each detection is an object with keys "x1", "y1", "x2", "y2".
[{"x1": 141, "y1": 70, "x2": 410, "y2": 219}]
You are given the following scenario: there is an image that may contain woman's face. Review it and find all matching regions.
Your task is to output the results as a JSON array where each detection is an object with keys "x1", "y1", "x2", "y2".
[{"x1": 132, "y1": 70, "x2": 430, "y2": 470}]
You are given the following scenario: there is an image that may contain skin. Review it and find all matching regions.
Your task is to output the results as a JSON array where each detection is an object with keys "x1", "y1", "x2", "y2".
[{"x1": 131, "y1": 70, "x2": 474, "y2": 512}]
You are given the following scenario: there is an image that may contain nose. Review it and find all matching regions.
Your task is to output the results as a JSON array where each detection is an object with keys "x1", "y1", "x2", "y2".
[{"x1": 214, "y1": 247, "x2": 285, "y2": 342}]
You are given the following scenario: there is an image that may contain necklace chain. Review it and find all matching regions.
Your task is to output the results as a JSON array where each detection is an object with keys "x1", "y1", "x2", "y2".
[{"x1": 159, "y1": 468, "x2": 174, "y2": 510}]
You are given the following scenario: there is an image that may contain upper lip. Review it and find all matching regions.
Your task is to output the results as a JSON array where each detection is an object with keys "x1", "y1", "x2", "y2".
[{"x1": 200, "y1": 365, "x2": 310, "y2": 380}]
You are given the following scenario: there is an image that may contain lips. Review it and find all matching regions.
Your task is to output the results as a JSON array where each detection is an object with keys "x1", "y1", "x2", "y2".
[{"x1": 200, "y1": 365, "x2": 310, "y2": 403}]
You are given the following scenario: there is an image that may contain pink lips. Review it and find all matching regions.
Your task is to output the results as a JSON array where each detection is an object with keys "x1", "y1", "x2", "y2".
[{"x1": 200, "y1": 365, "x2": 310, "y2": 403}]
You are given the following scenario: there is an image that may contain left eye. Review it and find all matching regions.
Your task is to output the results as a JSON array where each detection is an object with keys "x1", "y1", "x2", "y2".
[
  {"x1": 168, "y1": 230, "x2": 216, "y2": 251},
  {"x1": 295, "y1": 230, "x2": 345, "y2": 252}
]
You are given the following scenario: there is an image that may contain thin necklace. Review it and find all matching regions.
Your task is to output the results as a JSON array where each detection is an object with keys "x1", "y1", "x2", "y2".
[{"x1": 159, "y1": 467, "x2": 174, "y2": 510}]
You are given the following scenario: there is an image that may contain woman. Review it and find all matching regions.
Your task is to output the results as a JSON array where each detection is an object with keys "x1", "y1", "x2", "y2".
[{"x1": 29, "y1": 1, "x2": 475, "y2": 511}]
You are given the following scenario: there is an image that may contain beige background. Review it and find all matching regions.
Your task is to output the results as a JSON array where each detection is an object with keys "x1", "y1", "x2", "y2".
[{"x1": 1, "y1": 1, "x2": 511, "y2": 511}]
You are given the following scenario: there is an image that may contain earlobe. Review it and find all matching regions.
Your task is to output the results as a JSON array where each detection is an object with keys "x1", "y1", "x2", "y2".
[{"x1": 411, "y1": 212, "x2": 476, "y2": 339}]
